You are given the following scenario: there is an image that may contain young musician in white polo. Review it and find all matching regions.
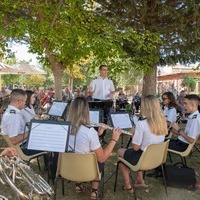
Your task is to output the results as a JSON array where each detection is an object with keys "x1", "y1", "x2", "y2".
[{"x1": 169, "y1": 94, "x2": 200, "y2": 151}]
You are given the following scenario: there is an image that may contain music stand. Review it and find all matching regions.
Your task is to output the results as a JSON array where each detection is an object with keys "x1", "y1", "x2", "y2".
[
  {"x1": 88, "y1": 100, "x2": 113, "y2": 110},
  {"x1": 27, "y1": 119, "x2": 71, "y2": 152},
  {"x1": 89, "y1": 109, "x2": 103, "y2": 126},
  {"x1": 47, "y1": 101, "x2": 68, "y2": 119}
]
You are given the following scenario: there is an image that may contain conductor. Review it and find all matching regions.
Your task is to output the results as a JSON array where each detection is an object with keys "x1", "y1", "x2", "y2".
[{"x1": 89, "y1": 65, "x2": 115, "y2": 143}]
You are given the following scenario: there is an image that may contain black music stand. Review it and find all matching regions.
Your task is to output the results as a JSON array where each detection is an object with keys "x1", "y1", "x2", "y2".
[{"x1": 88, "y1": 100, "x2": 113, "y2": 146}]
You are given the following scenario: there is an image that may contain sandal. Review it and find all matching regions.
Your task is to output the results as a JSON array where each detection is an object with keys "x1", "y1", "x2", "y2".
[
  {"x1": 122, "y1": 186, "x2": 134, "y2": 194},
  {"x1": 90, "y1": 188, "x2": 99, "y2": 200},
  {"x1": 75, "y1": 183, "x2": 87, "y2": 193},
  {"x1": 134, "y1": 183, "x2": 149, "y2": 189}
]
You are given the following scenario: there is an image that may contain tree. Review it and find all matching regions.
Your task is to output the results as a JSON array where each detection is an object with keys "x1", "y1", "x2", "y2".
[
  {"x1": 182, "y1": 76, "x2": 197, "y2": 92},
  {"x1": 0, "y1": 0, "x2": 160, "y2": 98},
  {"x1": 95, "y1": 0, "x2": 200, "y2": 95}
]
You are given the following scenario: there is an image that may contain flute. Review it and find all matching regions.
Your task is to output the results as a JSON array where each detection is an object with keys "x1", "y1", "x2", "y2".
[{"x1": 90, "y1": 122, "x2": 133, "y2": 136}]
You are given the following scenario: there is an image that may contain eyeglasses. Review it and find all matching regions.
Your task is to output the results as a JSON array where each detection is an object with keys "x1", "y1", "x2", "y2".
[
  {"x1": 162, "y1": 97, "x2": 169, "y2": 100},
  {"x1": 18, "y1": 99, "x2": 26, "y2": 103}
]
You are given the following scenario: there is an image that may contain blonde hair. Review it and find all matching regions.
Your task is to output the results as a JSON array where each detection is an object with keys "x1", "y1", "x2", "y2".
[
  {"x1": 67, "y1": 96, "x2": 90, "y2": 135},
  {"x1": 141, "y1": 95, "x2": 167, "y2": 135}
]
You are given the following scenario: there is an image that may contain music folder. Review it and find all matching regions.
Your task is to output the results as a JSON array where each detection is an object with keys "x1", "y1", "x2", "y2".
[
  {"x1": 27, "y1": 119, "x2": 71, "y2": 152},
  {"x1": 47, "y1": 101, "x2": 68, "y2": 118},
  {"x1": 89, "y1": 109, "x2": 101, "y2": 126},
  {"x1": 109, "y1": 112, "x2": 133, "y2": 129}
]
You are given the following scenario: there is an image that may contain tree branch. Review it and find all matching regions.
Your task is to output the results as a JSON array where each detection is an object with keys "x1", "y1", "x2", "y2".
[{"x1": 50, "y1": 0, "x2": 63, "y2": 28}]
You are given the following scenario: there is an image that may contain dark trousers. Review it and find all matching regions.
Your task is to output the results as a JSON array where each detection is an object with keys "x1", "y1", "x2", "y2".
[{"x1": 169, "y1": 139, "x2": 189, "y2": 152}]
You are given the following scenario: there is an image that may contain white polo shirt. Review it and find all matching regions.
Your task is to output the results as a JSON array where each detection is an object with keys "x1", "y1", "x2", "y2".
[
  {"x1": 178, "y1": 110, "x2": 200, "y2": 144},
  {"x1": 1, "y1": 105, "x2": 26, "y2": 138},
  {"x1": 90, "y1": 76, "x2": 115, "y2": 100},
  {"x1": 163, "y1": 106, "x2": 177, "y2": 123},
  {"x1": 68, "y1": 125, "x2": 101, "y2": 153},
  {"x1": 132, "y1": 118, "x2": 165, "y2": 151}
]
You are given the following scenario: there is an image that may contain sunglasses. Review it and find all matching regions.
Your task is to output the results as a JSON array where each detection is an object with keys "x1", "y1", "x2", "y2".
[{"x1": 162, "y1": 97, "x2": 169, "y2": 100}]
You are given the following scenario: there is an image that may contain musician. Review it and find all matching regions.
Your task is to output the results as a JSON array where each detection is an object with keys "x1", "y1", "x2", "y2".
[
  {"x1": 89, "y1": 65, "x2": 115, "y2": 142},
  {"x1": 21, "y1": 90, "x2": 38, "y2": 124},
  {"x1": 117, "y1": 95, "x2": 167, "y2": 192},
  {"x1": 162, "y1": 92, "x2": 177, "y2": 127},
  {"x1": 0, "y1": 147, "x2": 18, "y2": 157},
  {"x1": 1, "y1": 89, "x2": 46, "y2": 157},
  {"x1": 67, "y1": 96, "x2": 121, "y2": 199},
  {"x1": 169, "y1": 94, "x2": 200, "y2": 152}
]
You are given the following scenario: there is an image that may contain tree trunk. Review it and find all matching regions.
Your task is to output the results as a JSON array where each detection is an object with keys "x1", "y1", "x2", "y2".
[
  {"x1": 52, "y1": 64, "x2": 64, "y2": 100},
  {"x1": 142, "y1": 65, "x2": 157, "y2": 96}
]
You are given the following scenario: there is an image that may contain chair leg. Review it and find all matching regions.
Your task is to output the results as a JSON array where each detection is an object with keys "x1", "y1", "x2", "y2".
[
  {"x1": 130, "y1": 171, "x2": 137, "y2": 200},
  {"x1": 100, "y1": 168, "x2": 105, "y2": 200},
  {"x1": 62, "y1": 178, "x2": 65, "y2": 196},
  {"x1": 114, "y1": 162, "x2": 120, "y2": 192},
  {"x1": 36, "y1": 157, "x2": 41, "y2": 172},
  {"x1": 168, "y1": 152, "x2": 172, "y2": 163},
  {"x1": 161, "y1": 164, "x2": 168, "y2": 196},
  {"x1": 183, "y1": 157, "x2": 187, "y2": 166},
  {"x1": 54, "y1": 177, "x2": 58, "y2": 200}
]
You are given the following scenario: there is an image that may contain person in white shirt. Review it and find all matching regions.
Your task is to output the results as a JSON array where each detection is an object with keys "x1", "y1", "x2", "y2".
[
  {"x1": 169, "y1": 94, "x2": 200, "y2": 152},
  {"x1": 21, "y1": 90, "x2": 38, "y2": 125},
  {"x1": 89, "y1": 65, "x2": 115, "y2": 101},
  {"x1": 117, "y1": 95, "x2": 168, "y2": 193},
  {"x1": 67, "y1": 96, "x2": 121, "y2": 199},
  {"x1": 162, "y1": 92, "x2": 177, "y2": 127},
  {"x1": 89, "y1": 65, "x2": 115, "y2": 142}
]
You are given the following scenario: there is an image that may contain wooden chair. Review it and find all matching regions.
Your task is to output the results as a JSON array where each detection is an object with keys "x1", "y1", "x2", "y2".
[
  {"x1": 2, "y1": 134, "x2": 47, "y2": 171},
  {"x1": 168, "y1": 135, "x2": 199, "y2": 166},
  {"x1": 114, "y1": 140, "x2": 170, "y2": 200},
  {"x1": 54, "y1": 152, "x2": 104, "y2": 200}
]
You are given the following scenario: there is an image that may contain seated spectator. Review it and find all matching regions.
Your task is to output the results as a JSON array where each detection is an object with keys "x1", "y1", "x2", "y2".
[
  {"x1": 62, "y1": 86, "x2": 73, "y2": 102},
  {"x1": 73, "y1": 87, "x2": 83, "y2": 98},
  {"x1": 132, "y1": 92, "x2": 141, "y2": 113}
]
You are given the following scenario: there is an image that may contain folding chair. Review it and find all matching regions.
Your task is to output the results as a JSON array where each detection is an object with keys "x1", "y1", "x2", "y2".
[
  {"x1": 2, "y1": 134, "x2": 47, "y2": 171},
  {"x1": 114, "y1": 140, "x2": 169, "y2": 200},
  {"x1": 168, "y1": 135, "x2": 199, "y2": 166},
  {"x1": 54, "y1": 152, "x2": 104, "y2": 199}
]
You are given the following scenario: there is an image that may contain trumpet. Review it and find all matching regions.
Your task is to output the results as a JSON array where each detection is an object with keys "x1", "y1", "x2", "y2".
[
  {"x1": 90, "y1": 122, "x2": 133, "y2": 136},
  {"x1": 0, "y1": 156, "x2": 54, "y2": 200}
]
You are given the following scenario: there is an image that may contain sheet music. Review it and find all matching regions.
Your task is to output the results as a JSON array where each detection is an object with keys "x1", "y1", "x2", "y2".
[
  {"x1": 27, "y1": 122, "x2": 69, "y2": 152},
  {"x1": 89, "y1": 110, "x2": 100, "y2": 125},
  {"x1": 110, "y1": 113, "x2": 132, "y2": 129},
  {"x1": 48, "y1": 102, "x2": 67, "y2": 117}
]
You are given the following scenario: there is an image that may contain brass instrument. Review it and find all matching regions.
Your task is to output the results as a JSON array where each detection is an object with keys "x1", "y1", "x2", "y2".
[
  {"x1": 90, "y1": 122, "x2": 133, "y2": 136},
  {"x1": 0, "y1": 156, "x2": 54, "y2": 200}
]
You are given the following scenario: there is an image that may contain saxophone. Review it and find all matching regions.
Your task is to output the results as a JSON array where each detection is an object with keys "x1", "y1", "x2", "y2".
[{"x1": 0, "y1": 156, "x2": 54, "y2": 200}]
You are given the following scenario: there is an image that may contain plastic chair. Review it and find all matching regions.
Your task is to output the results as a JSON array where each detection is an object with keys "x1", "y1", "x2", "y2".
[
  {"x1": 2, "y1": 134, "x2": 47, "y2": 171},
  {"x1": 168, "y1": 135, "x2": 199, "y2": 166},
  {"x1": 54, "y1": 152, "x2": 104, "y2": 200},
  {"x1": 114, "y1": 140, "x2": 170, "y2": 200}
]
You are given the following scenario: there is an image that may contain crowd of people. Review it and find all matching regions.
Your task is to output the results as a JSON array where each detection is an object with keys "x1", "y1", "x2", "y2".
[{"x1": 0, "y1": 64, "x2": 200, "y2": 199}]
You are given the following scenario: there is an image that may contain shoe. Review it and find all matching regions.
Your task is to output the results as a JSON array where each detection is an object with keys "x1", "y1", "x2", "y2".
[
  {"x1": 122, "y1": 186, "x2": 134, "y2": 194},
  {"x1": 195, "y1": 181, "x2": 200, "y2": 189},
  {"x1": 134, "y1": 183, "x2": 149, "y2": 189},
  {"x1": 75, "y1": 183, "x2": 87, "y2": 193},
  {"x1": 90, "y1": 188, "x2": 99, "y2": 200}
]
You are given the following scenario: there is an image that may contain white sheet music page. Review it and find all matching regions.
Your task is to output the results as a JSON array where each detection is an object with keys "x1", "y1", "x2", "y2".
[
  {"x1": 89, "y1": 111, "x2": 100, "y2": 125},
  {"x1": 110, "y1": 113, "x2": 132, "y2": 129},
  {"x1": 48, "y1": 102, "x2": 67, "y2": 117},
  {"x1": 27, "y1": 122, "x2": 69, "y2": 152}
]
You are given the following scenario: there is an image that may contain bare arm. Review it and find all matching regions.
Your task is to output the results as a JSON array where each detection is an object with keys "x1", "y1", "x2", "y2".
[
  {"x1": 93, "y1": 128, "x2": 121, "y2": 163},
  {"x1": 10, "y1": 132, "x2": 28, "y2": 145}
]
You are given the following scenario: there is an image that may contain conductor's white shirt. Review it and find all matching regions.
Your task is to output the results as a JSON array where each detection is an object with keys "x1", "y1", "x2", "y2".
[
  {"x1": 90, "y1": 76, "x2": 115, "y2": 100},
  {"x1": 178, "y1": 110, "x2": 200, "y2": 144},
  {"x1": 1, "y1": 105, "x2": 25, "y2": 138}
]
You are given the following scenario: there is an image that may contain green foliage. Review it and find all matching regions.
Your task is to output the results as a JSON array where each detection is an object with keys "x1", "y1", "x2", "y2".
[{"x1": 182, "y1": 76, "x2": 197, "y2": 92}]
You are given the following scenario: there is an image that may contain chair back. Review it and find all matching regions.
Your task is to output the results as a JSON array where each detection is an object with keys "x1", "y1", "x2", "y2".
[
  {"x1": 178, "y1": 135, "x2": 199, "y2": 157},
  {"x1": 2, "y1": 134, "x2": 32, "y2": 161},
  {"x1": 136, "y1": 140, "x2": 169, "y2": 171},
  {"x1": 56, "y1": 152, "x2": 100, "y2": 182}
]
